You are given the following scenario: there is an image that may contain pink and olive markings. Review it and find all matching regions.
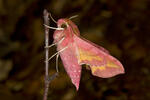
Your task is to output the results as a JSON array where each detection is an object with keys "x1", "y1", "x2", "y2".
[
  {"x1": 74, "y1": 36, "x2": 124, "y2": 78},
  {"x1": 51, "y1": 18, "x2": 125, "y2": 90}
]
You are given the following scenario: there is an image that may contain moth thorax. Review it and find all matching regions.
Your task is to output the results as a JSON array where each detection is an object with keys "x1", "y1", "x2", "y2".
[{"x1": 53, "y1": 30, "x2": 64, "y2": 43}]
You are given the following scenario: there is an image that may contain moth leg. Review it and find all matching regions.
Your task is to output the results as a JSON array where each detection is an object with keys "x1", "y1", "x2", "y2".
[
  {"x1": 47, "y1": 53, "x2": 59, "y2": 81},
  {"x1": 46, "y1": 46, "x2": 68, "y2": 62},
  {"x1": 45, "y1": 37, "x2": 65, "y2": 49},
  {"x1": 56, "y1": 54, "x2": 59, "y2": 73},
  {"x1": 44, "y1": 24, "x2": 64, "y2": 30},
  {"x1": 45, "y1": 43, "x2": 56, "y2": 49}
]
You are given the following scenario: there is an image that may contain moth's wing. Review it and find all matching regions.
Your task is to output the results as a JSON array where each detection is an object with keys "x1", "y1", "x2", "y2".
[
  {"x1": 74, "y1": 35, "x2": 124, "y2": 78},
  {"x1": 80, "y1": 37, "x2": 110, "y2": 54},
  {"x1": 58, "y1": 43, "x2": 81, "y2": 90}
]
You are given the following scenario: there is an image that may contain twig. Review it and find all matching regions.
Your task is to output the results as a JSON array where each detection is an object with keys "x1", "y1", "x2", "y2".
[
  {"x1": 43, "y1": 9, "x2": 50, "y2": 100},
  {"x1": 43, "y1": 9, "x2": 58, "y2": 100}
]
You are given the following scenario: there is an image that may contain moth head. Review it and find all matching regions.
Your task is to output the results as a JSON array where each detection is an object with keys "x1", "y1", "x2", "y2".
[
  {"x1": 53, "y1": 18, "x2": 80, "y2": 43},
  {"x1": 57, "y1": 19, "x2": 69, "y2": 28},
  {"x1": 53, "y1": 19, "x2": 69, "y2": 43}
]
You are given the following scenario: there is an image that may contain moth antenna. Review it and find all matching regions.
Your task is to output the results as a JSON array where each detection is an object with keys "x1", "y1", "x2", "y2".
[
  {"x1": 49, "y1": 13, "x2": 57, "y2": 23},
  {"x1": 69, "y1": 15, "x2": 78, "y2": 20},
  {"x1": 56, "y1": 54, "x2": 59, "y2": 73},
  {"x1": 44, "y1": 24, "x2": 64, "y2": 30},
  {"x1": 47, "y1": 46, "x2": 68, "y2": 62}
]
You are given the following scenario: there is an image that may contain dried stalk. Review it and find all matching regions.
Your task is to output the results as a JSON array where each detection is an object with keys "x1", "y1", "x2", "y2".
[
  {"x1": 43, "y1": 9, "x2": 50, "y2": 100},
  {"x1": 43, "y1": 9, "x2": 58, "y2": 100}
]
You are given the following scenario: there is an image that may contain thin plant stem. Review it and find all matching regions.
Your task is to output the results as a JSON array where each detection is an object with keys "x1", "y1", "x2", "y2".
[
  {"x1": 43, "y1": 9, "x2": 50, "y2": 100},
  {"x1": 43, "y1": 9, "x2": 59, "y2": 100}
]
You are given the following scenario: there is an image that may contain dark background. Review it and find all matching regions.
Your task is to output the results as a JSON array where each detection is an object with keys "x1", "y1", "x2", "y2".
[{"x1": 0, "y1": 0, "x2": 150, "y2": 100}]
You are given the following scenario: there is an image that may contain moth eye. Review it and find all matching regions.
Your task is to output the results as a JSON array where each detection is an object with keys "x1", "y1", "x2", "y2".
[{"x1": 60, "y1": 23, "x2": 67, "y2": 28}]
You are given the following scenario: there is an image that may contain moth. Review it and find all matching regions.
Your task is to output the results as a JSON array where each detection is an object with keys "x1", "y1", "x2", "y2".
[{"x1": 46, "y1": 16, "x2": 125, "y2": 90}]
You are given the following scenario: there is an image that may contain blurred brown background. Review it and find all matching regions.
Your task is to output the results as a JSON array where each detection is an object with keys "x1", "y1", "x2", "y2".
[{"x1": 0, "y1": 0, "x2": 150, "y2": 100}]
